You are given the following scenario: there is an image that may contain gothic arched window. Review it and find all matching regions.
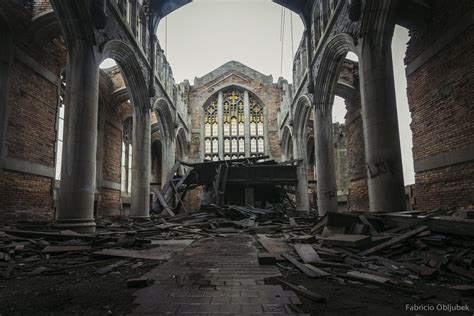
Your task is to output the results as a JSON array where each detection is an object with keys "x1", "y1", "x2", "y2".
[{"x1": 203, "y1": 87, "x2": 265, "y2": 161}]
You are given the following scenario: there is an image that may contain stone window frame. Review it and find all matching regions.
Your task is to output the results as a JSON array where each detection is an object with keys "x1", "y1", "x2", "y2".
[{"x1": 202, "y1": 86, "x2": 267, "y2": 161}]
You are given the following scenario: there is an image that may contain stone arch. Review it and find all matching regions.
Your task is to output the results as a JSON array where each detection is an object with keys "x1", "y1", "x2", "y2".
[
  {"x1": 152, "y1": 98, "x2": 175, "y2": 143},
  {"x1": 281, "y1": 125, "x2": 293, "y2": 161},
  {"x1": 292, "y1": 94, "x2": 313, "y2": 151},
  {"x1": 23, "y1": 10, "x2": 61, "y2": 47},
  {"x1": 175, "y1": 127, "x2": 188, "y2": 161},
  {"x1": 313, "y1": 33, "x2": 357, "y2": 111},
  {"x1": 100, "y1": 40, "x2": 150, "y2": 116}
]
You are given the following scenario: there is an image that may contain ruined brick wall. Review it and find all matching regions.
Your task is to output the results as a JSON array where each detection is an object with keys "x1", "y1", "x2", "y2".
[
  {"x1": 1, "y1": 37, "x2": 66, "y2": 221},
  {"x1": 0, "y1": 170, "x2": 54, "y2": 221},
  {"x1": 98, "y1": 188, "x2": 121, "y2": 217},
  {"x1": 345, "y1": 93, "x2": 369, "y2": 211},
  {"x1": 97, "y1": 88, "x2": 124, "y2": 217},
  {"x1": 405, "y1": 1, "x2": 474, "y2": 210}
]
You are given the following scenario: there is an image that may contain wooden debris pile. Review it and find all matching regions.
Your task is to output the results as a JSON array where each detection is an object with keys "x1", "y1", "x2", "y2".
[{"x1": 257, "y1": 208, "x2": 474, "y2": 300}]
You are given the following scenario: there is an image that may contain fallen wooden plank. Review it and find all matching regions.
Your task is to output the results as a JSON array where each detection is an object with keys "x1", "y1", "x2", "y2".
[
  {"x1": 304, "y1": 263, "x2": 331, "y2": 277},
  {"x1": 359, "y1": 215, "x2": 379, "y2": 235},
  {"x1": 358, "y1": 226, "x2": 429, "y2": 256},
  {"x1": 384, "y1": 208, "x2": 443, "y2": 234},
  {"x1": 346, "y1": 271, "x2": 389, "y2": 283},
  {"x1": 94, "y1": 248, "x2": 172, "y2": 260},
  {"x1": 447, "y1": 263, "x2": 474, "y2": 280},
  {"x1": 42, "y1": 245, "x2": 92, "y2": 253},
  {"x1": 257, "y1": 234, "x2": 292, "y2": 256},
  {"x1": 294, "y1": 244, "x2": 320, "y2": 263},
  {"x1": 276, "y1": 278, "x2": 326, "y2": 303},
  {"x1": 310, "y1": 260, "x2": 351, "y2": 269},
  {"x1": 282, "y1": 253, "x2": 320, "y2": 278},
  {"x1": 2, "y1": 229, "x2": 95, "y2": 240},
  {"x1": 321, "y1": 234, "x2": 372, "y2": 248}
]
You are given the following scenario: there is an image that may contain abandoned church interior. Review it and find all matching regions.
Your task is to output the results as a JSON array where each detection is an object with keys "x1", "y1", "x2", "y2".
[{"x1": 0, "y1": 0, "x2": 473, "y2": 314}]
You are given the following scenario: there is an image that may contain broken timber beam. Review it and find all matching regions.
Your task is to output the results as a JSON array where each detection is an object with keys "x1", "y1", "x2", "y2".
[{"x1": 358, "y1": 225, "x2": 429, "y2": 256}]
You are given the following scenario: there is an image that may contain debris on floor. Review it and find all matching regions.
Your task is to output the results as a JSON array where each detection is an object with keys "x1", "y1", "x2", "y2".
[{"x1": 1, "y1": 206, "x2": 474, "y2": 314}]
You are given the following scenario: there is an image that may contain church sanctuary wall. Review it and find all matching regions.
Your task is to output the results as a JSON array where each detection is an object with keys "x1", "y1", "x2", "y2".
[{"x1": 405, "y1": 0, "x2": 474, "y2": 210}]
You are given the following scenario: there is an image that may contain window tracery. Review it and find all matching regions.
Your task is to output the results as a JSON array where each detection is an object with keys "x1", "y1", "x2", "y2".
[{"x1": 203, "y1": 88, "x2": 265, "y2": 161}]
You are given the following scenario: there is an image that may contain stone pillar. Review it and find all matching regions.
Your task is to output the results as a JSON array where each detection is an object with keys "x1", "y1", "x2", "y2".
[
  {"x1": 244, "y1": 91, "x2": 251, "y2": 157},
  {"x1": 359, "y1": 39, "x2": 406, "y2": 213},
  {"x1": 314, "y1": 106, "x2": 338, "y2": 215},
  {"x1": 217, "y1": 91, "x2": 224, "y2": 160},
  {"x1": 293, "y1": 135, "x2": 310, "y2": 212},
  {"x1": 130, "y1": 109, "x2": 151, "y2": 219},
  {"x1": 56, "y1": 43, "x2": 99, "y2": 232}
]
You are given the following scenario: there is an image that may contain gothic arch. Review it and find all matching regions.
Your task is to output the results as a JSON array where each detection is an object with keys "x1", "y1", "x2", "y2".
[
  {"x1": 313, "y1": 33, "x2": 357, "y2": 112},
  {"x1": 152, "y1": 98, "x2": 175, "y2": 143},
  {"x1": 175, "y1": 127, "x2": 188, "y2": 160},
  {"x1": 281, "y1": 125, "x2": 293, "y2": 161},
  {"x1": 23, "y1": 10, "x2": 61, "y2": 47},
  {"x1": 101, "y1": 40, "x2": 150, "y2": 116},
  {"x1": 293, "y1": 94, "x2": 313, "y2": 144}
]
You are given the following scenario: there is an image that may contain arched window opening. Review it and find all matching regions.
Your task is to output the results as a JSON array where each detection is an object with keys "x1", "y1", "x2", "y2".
[
  {"x1": 55, "y1": 71, "x2": 66, "y2": 181},
  {"x1": 121, "y1": 117, "x2": 133, "y2": 194},
  {"x1": 203, "y1": 87, "x2": 266, "y2": 161}
]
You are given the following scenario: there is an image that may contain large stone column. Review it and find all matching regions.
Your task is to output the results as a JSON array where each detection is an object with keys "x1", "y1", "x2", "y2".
[
  {"x1": 293, "y1": 135, "x2": 310, "y2": 212},
  {"x1": 359, "y1": 39, "x2": 406, "y2": 213},
  {"x1": 314, "y1": 106, "x2": 338, "y2": 215},
  {"x1": 56, "y1": 43, "x2": 99, "y2": 232},
  {"x1": 131, "y1": 109, "x2": 151, "y2": 219}
]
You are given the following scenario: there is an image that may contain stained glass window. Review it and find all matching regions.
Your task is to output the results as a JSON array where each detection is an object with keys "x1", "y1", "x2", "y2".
[
  {"x1": 204, "y1": 100, "x2": 218, "y2": 157},
  {"x1": 203, "y1": 88, "x2": 265, "y2": 160}
]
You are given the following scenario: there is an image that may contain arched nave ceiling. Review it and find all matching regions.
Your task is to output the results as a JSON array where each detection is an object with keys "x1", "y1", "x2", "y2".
[{"x1": 150, "y1": 0, "x2": 309, "y2": 29}]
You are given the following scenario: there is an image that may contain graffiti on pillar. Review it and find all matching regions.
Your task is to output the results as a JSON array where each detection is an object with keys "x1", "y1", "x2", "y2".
[
  {"x1": 323, "y1": 189, "x2": 336, "y2": 199},
  {"x1": 366, "y1": 159, "x2": 397, "y2": 179}
]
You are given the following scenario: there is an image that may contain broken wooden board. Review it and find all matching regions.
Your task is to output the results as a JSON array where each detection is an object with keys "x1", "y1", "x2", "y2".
[
  {"x1": 294, "y1": 244, "x2": 320, "y2": 263},
  {"x1": 358, "y1": 226, "x2": 429, "y2": 256},
  {"x1": 94, "y1": 248, "x2": 172, "y2": 260},
  {"x1": 346, "y1": 271, "x2": 389, "y2": 283},
  {"x1": 359, "y1": 215, "x2": 379, "y2": 235},
  {"x1": 321, "y1": 234, "x2": 372, "y2": 248},
  {"x1": 42, "y1": 245, "x2": 92, "y2": 253},
  {"x1": 447, "y1": 263, "x2": 474, "y2": 280},
  {"x1": 321, "y1": 226, "x2": 345, "y2": 237},
  {"x1": 282, "y1": 253, "x2": 321, "y2": 278},
  {"x1": 257, "y1": 234, "x2": 292, "y2": 258},
  {"x1": 304, "y1": 263, "x2": 331, "y2": 277}
]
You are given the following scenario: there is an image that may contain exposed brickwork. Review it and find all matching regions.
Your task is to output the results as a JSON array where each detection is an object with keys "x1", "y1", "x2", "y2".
[
  {"x1": 406, "y1": 1, "x2": 473, "y2": 210},
  {"x1": 348, "y1": 178, "x2": 369, "y2": 212},
  {"x1": 98, "y1": 188, "x2": 121, "y2": 217},
  {"x1": 0, "y1": 170, "x2": 54, "y2": 221},
  {"x1": 413, "y1": 162, "x2": 474, "y2": 210},
  {"x1": 6, "y1": 60, "x2": 58, "y2": 166},
  {"x1": 102, "y1": 123, "x2": 122, "y2": 183}
]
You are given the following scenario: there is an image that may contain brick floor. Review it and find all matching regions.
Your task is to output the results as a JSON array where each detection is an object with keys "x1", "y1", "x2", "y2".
[{"x1": 130, "y1": 234, "x2": 307, "y2": 315}]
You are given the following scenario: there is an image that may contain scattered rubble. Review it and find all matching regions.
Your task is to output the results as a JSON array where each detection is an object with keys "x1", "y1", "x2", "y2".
[{"x1": 1, "y1": 205, "x2": 473, "y2": 313}]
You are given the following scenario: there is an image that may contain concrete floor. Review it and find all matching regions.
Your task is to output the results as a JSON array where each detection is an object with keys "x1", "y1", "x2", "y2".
[{"x1": 131, "y1": 235, "x2": 308, "y2": 315}]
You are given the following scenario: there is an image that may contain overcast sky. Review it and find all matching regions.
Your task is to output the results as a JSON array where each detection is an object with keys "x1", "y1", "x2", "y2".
[{"x1": 155, "y1": 0, "x2": 415, "y2": 184}]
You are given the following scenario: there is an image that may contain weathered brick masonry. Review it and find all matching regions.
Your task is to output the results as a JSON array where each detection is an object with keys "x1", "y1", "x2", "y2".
[{"x1": 406, "y1": 1, "x2": 474, "y2": 210}]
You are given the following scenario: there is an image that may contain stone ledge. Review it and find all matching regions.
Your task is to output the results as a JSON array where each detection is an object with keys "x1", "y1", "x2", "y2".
[
  {"x1": 0, "y1": 157, "x2": 54, "y2": 178},
  {"x1": 414, "y1": 143, "x2": 474, "y2": 172}
]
